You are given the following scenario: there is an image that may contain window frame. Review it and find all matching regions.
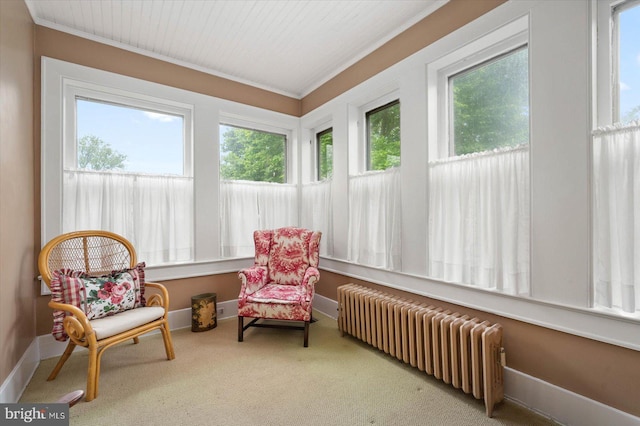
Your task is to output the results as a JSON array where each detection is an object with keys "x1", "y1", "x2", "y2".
[
  {"x1": 56, "y1": 80, "x2": 196, "y2": 267},
  {"x1": 64, "y1": 83, "x2": 193, "y2": 176},
  {"x1": 219, "y1": 115, "x2": 292, "y2": 184},
  {"x1": 595, "y1": 0, "x2": 640, "y2": 126},
  {"x1": 427, "y1": 16, "x2": 529, "y2": 161},
  {"x1": 316, "y1": 126, "x2": 333, "y2": 181},
  {"x1": 364, "y1": 96, "x2": 401, "y2": 171},
  {"x1": 446, "y1": 44, "x2": 529, "y2": 157}
]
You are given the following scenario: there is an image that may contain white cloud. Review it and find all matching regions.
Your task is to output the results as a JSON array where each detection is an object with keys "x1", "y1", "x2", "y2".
[
  {"x1": 143, "y1": 111, "x2": 178, "y2": 122},
  {"x1": 620, "y1": 81, "x2": 631, "y2": 91}
]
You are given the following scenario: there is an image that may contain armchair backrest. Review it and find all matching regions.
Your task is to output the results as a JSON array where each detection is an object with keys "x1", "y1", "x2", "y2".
[{"x1": 253, "y1": 227, "x2": 321, "y2": 285}]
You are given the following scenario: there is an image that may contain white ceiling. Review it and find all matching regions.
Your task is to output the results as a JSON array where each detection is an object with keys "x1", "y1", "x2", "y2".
[{"x1": 25, "y1": 0, "x2": 446, "y2": 98}]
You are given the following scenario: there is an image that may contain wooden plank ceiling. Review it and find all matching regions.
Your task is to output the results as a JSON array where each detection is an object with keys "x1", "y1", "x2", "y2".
[{"x1": 25, "y1": 0, "x2": 446, "y2": 98}]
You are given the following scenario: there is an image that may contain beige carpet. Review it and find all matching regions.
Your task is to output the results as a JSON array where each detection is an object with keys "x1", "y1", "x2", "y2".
[{"x1": 20, "y1": 312, "x2": 557, "y2": 426}]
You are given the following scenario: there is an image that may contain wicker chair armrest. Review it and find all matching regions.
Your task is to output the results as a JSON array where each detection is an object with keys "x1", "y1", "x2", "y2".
[
  {"x1": 145, "y1": 282, "x2": 170, "y2": 312},
  {"x1": 48, "y1": 300, "x2": 90, "y2": 323},
  {"x1": 48, "y1": 300, "x2": 94, "y2": 338}
]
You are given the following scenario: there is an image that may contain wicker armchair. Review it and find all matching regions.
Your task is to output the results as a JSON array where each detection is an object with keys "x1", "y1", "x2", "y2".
[{"x1": 38, "y1": 230, "x2": 175, "y2": 401}]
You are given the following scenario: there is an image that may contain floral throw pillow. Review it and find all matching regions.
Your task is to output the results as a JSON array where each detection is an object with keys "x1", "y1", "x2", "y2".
[{"x1": 50, "y1": 263, "x2": 146, "y2": 342}]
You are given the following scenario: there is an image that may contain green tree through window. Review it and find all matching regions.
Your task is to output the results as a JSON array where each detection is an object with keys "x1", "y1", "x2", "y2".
[
  {"x1": 317, "y1": 128, "x2": 333, "y2": 180},
  {"x1": 78, "y1": 135, "x2": 127, "y2": 170},
  {"x1": 367, "y1": 100, "x2": 400, "y2": 170},
  {"x1": 450, "y1": 46, "x2": 529, "y2": 156},
  {"x1": 220, "y1": 125, "x2": 286, "y2": 183}
]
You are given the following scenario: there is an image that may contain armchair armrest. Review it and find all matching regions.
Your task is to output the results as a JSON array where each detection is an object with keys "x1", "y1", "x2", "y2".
[
  {"x1": 238, "y1": 265, "x2": 269, "y2": 298},
  {"x1": 48, "y1": 300, "x2": 94, "y2": 343},
  {"x1": 145, "y1": 282, "x2": 171, "y2": 314},
  {"x1": 301, "y1": 266, "x2": 320, "y2": 302}
]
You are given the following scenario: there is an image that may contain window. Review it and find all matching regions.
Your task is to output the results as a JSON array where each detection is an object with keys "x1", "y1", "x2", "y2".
[
  {"x1": 366, "y1": 100, "x2": 400, "y2": 170},
  {"x1": 218, "y1": 120, "x2": 296, "y2": 257},
  {"x1": 426, "y1": 16, "x2": 530, "y2": 295},
  {"x1": 428, "y1": 16, "x2": 528, "y2": 160},
  {"x1": 449, "y1": 46, "x2": 529, "y2": 155},
  {"x1": 75, "y1": 98, "x2": 185, "y2": 174},
  {"x1": 613, "y1": 0, "x2": 640, "y2": 123},
  {"x1": 43, "y1": 57, "x2": 300, "y2": 279},
  {"x1": 349, "y1": 96, "x2": 402, "y2": 270},
  {"x1": 593, "y1": 0, "x2": 640, "y2": 315},
  {"x1": 61, "y1": 85, "x2": 194, "y2": 266},
  {"x1": 317, "y1": 127, "x2": 333, "y2": 180},
  {"x1": 219, "y1": 124, "x2": 287, "y2": 183},
  {"x1": 596, "y1": 0, "x2": 640, "y2": 125}
]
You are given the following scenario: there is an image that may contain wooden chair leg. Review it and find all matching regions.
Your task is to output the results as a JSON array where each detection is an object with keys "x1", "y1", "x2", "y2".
[
  {"x1": 86, "y1": 346, "x2": 98, "y2": 401},
  {"x1": 48, "y1": 341, "x2": 76, "y2": 381},
  {"x1": 160, "y1": 322, "x2": 176, "y2": 360},
  {"x1": 303, "y1": 321, "x2": 309, "y2": 347},
  {"x1": 238, "y1": 316, "x2": 244, "y2": 342}
]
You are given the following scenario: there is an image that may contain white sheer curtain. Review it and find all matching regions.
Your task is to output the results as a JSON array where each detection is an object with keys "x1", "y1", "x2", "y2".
[
  {"x1": 428, "y1": 145, "x2": 530, "y2": 295},
  {"x1": 348, "y1": 167, "x2": 401, "y2": 270},
  {"x1": 63, "y1": 170, "x2": 194, "y2": 265},
  {"x1": 301, "y1": 180, "x2": 333, "y2": 257},
  {"x1": 220, "y1": 180, "x2": 298, "y2": 258},
  {"x1": 593, "y1": 121, "x2": 640, "y2": 313}
]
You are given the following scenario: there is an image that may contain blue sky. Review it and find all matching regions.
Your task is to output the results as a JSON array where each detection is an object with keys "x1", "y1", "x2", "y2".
[
  {"x1": 619, "y1": 4, "x2": 640, "y2": 121},
  {"x1": 77, "y1": 99, "x2": 184, "y2": 175}
]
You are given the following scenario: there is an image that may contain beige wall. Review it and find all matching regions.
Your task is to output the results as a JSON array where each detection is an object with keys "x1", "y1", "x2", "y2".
[
  {"x1": 34, "y1": 26, "x2": 300, "y2": 117},
  {"x1": 0, "y1": 0, "x2": 35, "y2": 386}
]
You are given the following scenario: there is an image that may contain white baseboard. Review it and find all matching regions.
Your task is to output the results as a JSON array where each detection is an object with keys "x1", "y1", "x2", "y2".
[
  {"x1": 0, "y1": 339, "x2": 39, "y2": 403},
  {"x1": 3, "y1": 296, "x2": 638, "y2": 426},
  {"x1": 313, "y1": 293, "x2": 339, "y2": 319},
  {"x1": 504, "y1": 368, "x2": 640, "y2": 426}
]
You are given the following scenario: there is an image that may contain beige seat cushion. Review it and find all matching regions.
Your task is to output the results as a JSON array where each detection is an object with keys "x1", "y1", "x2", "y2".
[{"x1": 90, "y1": 306, "x2": 166, "y2": 340}]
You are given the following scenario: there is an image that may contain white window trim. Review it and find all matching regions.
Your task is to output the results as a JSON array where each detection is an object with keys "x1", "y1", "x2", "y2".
[
  {"x1": 594, "y1": 0, "x2": 639, "y2": 126},
  {"x1": 427, "y1": 15, "x2": 529, "y2": 161},
  {"x1": 63, "y1": 82, "x2": 194, "y2": 176},
  {"x1": 314, "y1": 122, "x2": 333, "y2": 181},
  {"x1": 219, "y1": 113, "x2": 295, "y2": 184},
  {"x1": 595, "y1": 0, "x2": 618, "y2": 127},
  {"x1": 299, "y1": 115, "x2": 332, "y2": 184},
  {"x1": 354, "y1": 90, "x2": 400, "y2": 175}
]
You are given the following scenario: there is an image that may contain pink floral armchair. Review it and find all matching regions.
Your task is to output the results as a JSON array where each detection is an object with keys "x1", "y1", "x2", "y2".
[{"x1": 238, "y1": 227, "x2": 321, "y2": 347}]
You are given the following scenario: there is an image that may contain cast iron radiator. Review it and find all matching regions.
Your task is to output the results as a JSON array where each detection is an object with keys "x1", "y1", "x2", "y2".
[{"x1": 337, "y1": 283, "x2": 506, "y2": 417}]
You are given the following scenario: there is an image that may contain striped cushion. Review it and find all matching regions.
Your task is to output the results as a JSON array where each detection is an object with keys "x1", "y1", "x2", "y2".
[{"x1": 90, "y1": 306, "x2": 165, "y2": 340}]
